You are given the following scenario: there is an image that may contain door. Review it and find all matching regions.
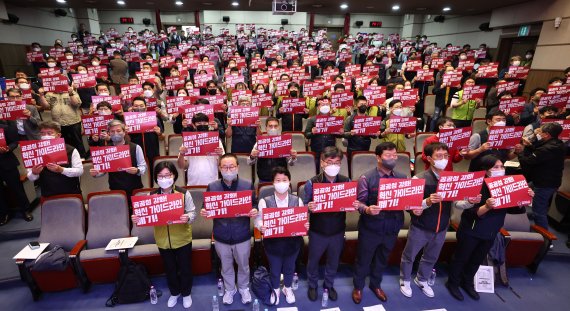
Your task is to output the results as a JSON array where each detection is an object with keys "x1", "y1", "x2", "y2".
[{"x1": 496, "y1": 36, "x2": 539, "y2": 69}]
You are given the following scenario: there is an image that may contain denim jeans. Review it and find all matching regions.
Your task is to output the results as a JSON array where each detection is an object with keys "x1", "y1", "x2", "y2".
[{"x1": 531, "y1": 187, "x2": 557, "y2": 229}]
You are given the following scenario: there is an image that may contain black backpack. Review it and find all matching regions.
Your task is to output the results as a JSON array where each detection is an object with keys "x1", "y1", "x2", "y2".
[
  {"x1": 105, "y1": 260, "x2": 161, "y2": 307},
  {"x1": 252, "y1": 266, "x2": 277, "y2": 306}
]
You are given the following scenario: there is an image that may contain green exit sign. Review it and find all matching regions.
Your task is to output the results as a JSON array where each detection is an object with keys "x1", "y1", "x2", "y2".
[{"x1": 518, "y1": 25, "x2": 530, "y2": 37}]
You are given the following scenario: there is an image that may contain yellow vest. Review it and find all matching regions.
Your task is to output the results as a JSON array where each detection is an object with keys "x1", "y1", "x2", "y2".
[{"x1": 153, "y1": 188, "x2": 193, "y2": 249}]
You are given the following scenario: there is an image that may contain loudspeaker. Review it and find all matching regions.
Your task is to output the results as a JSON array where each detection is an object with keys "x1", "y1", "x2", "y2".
[
  {"x1": 143, "y1": 18, "x2": 151, "y2": 26},
  {"x1": 4, "y1": 13, "x2": 19, "y2": 24},
  {"x1": 222, "y1": 16, "x2": 230, "y2": 23},
  {"x1": 355, "y1": 21, "x2": 363, "y2": 27},
  {"x1": 54, "y1": 9, "x2": 67, "y2": 17},
  {"x1": 479, "y1": 22, "x2": 492, "y2": 32},
  {"x1": 281, "y1": 19, "x2": 288, "y2": 25},
  {"x1": 434, "y1": 15, "x2": 445, "y2": 23}
]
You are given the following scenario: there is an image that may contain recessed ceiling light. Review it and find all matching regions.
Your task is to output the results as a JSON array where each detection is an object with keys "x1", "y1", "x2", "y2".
[
  {"x1": 231, "y1": 1, "x2": 239, "y2": 6},
  {"x1": 203, "y1": 2, "x2": 213, "y2": 5},
  {"x1": 117, "y1": 0, "x2": 125, "y2": 5},
  {"x1": 340, "y1": 3, "x2": 348, "y2": 9},
  {"x1": 56, "y1": 0, "x2": 66, "y2": 3},
  {"x1": 392, "y1": 5, "x2": 400, "y2": 11},
  {"x1": 175, "y1": 0, "x2": 183, "y2": 5},
  {"x1": 443, "y1": 7, "x2": 451, "y2": 12}
]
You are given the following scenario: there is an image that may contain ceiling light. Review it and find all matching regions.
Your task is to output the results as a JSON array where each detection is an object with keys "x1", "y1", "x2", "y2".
[
  {"x1": 443, "y1": 7, "x2": 451, "y2": 12},
  {"x1": 56, "y1": 0, "x2": 66, "y2": 3},
  {"x1": 117, "y1": 0, "x2": 125, "y2": 5},
  {"x1": 340, "y1": 3, "x2": 348, "y2": 9},
  {"x1": 231, "y1": 1, "x2": 239, "y2": 6},
  {"x1": 203, "y1": 2, "x2": 213, "y2": 5},
  {"x1": 392, "y1": 5, "x2": 400, "y2": 11},
  {"x1": 175, "y1": 1, "x2": 183, "y2": 5}
]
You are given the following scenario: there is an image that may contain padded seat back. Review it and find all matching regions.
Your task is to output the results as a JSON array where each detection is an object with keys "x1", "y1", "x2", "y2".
[
  {"x1": 39, "y1": 195, "x2": 85, "y2": 250},
  {"x1": 86, "y1": 192, "x2": 130, "y2": 249}
]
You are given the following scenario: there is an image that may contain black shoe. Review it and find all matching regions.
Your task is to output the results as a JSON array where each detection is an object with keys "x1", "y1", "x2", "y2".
[
  {"x1": 23, "y1": 211, "x2": 33, "y2": 222},
  {"x1": 446, "y1": 282, "x2": 464, "y2": 301},
  {"x1": 324, "y1": 286, "x2": 337, "y2": 301},
  {"x1": 0, "y1": 215, "x2": 10, "y2": 226},
  {"x1": 308, "y1": 287, "x2": 318, "y2": 301},
  {"x1": 461, "y1": 283, "x2": 480, "y2": 300}
]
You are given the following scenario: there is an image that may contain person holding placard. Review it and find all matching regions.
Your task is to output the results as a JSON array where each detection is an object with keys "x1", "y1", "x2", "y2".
[
  {"x1": 519, "y1": 88, "x2": 546, "y2": 127},
  {"x1": 305, "y1": 97, "x2": 340, "y2": 169},
  {"x1": 89, "y1": 120, "x2": 147, "y2": 199},
  {"x1": 131, "y1": 161, "x2": 196, "y2": 308},
  {"x1": 5, "y1": 88, "x2": 41, "y2": 141},
  {"x1": 27, "y1": 121, "x2": 83, "y2": 198},
  {"x1": 352, "y1": 142, "x2": 406, "y2": 304},
  {"x1": 276, "y1": 82, "x2": 310, "y2": 132},
  {"x1": 343, "y1": 96, "x2": 381, "y2": 157},
  {"x1": 304, "y1": 147, "x2": 353, "y2": 302},
  {"x1": 226, "y1": 95, "x2": 261, "y2": 154},
  {"x1": 421, "y1": 117, "x2": 466, "y2": 171},
  {"x1": 200, "y1": 154, "x2": 258, "y2": 306},
  {"x1": 429, "y1": 65, "x2": 460, "y2": 131},
  {"x1": 128, "y1": 97, "x2": 164, "y2": 178},
  {"x1": 450, "y1": 77, "x2": 481, "y2": 128},
  {"x1": 522, "y1": 106, "x2": 559, "y2": 140},
  {"x1": 379, "y1": 100, "x2": 415, "y2": 153},
  {"x1": 178, "y1": 113, "x2": 225, "y2": 186},
  {"x1": 446, "y1": 155, "x2": 534, "y2": 301},
  {"x1": 255, "y1": 167, "x2": 306, "y2": 305},
  {"x1": 400, "y1": 142, "x2": 481, "y2": 298}
]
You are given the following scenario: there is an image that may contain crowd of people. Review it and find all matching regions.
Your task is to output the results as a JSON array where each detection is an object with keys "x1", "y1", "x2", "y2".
[{"x1": 0, "y1": 24, "x2": 568, "y2": 308}]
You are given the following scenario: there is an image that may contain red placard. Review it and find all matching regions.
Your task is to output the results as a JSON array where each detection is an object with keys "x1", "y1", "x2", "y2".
[
  {"x1": 91, "y1": 95, "x2": 122, "y2": 112},
  {"x1": 20, "y1": 138, "x2": 68, "y2": 168},
  {"x1": 124, "y1": 112, "x2": 157, "y2": 133},
  {"x1": 203, "y1": 191, "x2": 253, "y2": 218},
  {"x1": 543, "y1": 120, "x2": 570, "y2": 141},
  {"x1": 312, "y1": 182, "x2": 358, "y2": 212},
  {"x1": 0, "y1": 129, "x2": 6, "y2": 148},
  {"x1": 388, "y1": 116, "x2": 417, "y2": 134},
  {"x1": 496, "y1": 81, "x2": 520, "y2": 94},
  {"x1": 538, "y1": 94, "x2": 569, "y2": 109},
  {"x1": 363, "y1": 64, "x2": 380, "y2": 76},
  {"x1": 416, "y1": 69, "x2": 434, "y2": 82},
  {"x1": 71, "y1": 73, "x2": 97, "y2": 89},
  {"x1": 87, "y1": 65, "x2": 109, "y2": 80},
  {"x1": 166, "y1": 96, "x2": 193, "y2": 114},
  {"x1": 230, "y1": 106, "x2": 259, "y2": 127},
  {"x1": 26, "y1": 51, "x2": 44, "y2": 62},
  {"x1": 179, "y1": 104, "x2": 215, "y2": 120},
  {"x1": 436, "y1": 171, "x2": 485, "y2": 201},
  {"x1": 252, "y1": 93, "x2": 273, "y2": 108},
  {"x1": 132, "y1": 193, "x2": 185, "y2": 226},
  {"x1": 225, "y1": 75, "x2": 245, "y2": 88},
  {"x1": 200, "y1": 95, "x2": 226, "y2": 112},
  {"x1": 91, "y1": 145, "x2": 132, "y2": 172},
  {"x1": 81, "y1": 115, "x2": 113, "y2": 136},
  {"x1": 487, "y1": 126, "x2": 524, "y2": 149},
  {"x1": 262, "y1": 207, "x2": 308, "y2": 238},
  {"x1": 281, "y1": 97, "x2": 306, "y2": 114},
  {"x1": 136, "y1": 71, "x2": 158, "y2": 84},
  {"x1": 547, "y1": 85, "x2": 570, "y2": 95},
  {"x1": 363, "y1": 86, "x2": 387, "y2": 107},
  {"x1": 393, "y1": 89, "x2": 419, "y2": 107},
  {"x1": 193, "y1": 73, "x2": 211, "y2": 88},
  {"x1": 354, "y1": 75, "x2": 371, "y2": 90},
  {"x1": 303, "y1": 54, "x2": 318, "y2": 66},
  {"x1": 120, "y1": 84, "x2": 143, "y2": 100},
  {"x1": 405, "y1": 60, "x2": 423, "y2": 72},
  {"x1": 443, "y1": 71, "x2": 462, "y2": 88},
  {"x1": 377, "y1": 178, "x2": 425, "y2": 210},
  {"x1": 159, "y1": 56, "x2": 176, "y2": 68},
  {"x1": 42, "y1": 75, "x2": 69, "y2": 93},
  {"x1": 485, "y1": 175, "x2": 531, "y2": 209},
  {"x1": 331, "y1": 91, "x2": 354, "y2": 109},
  {"x1": 256, "y1": 134, "x2": 292, "y2": 158},
  {"x1": 508, "y1": 66, "x2": 529, "y2": 80},
  {"x1": 353, "y1": 116, "x2": 382, "y2": 135},
  {"x1": 430, "y1": 57, "x2": 445, "y2": 70},
  {"x1": 499, "y1": 97, "x2": 526, "y2": 114},
  {"x1": 165, "y1": 76, "x2": 185, "y2": 91},
  {"x1": 303, "y1": 81, "x2": 326, "y2": 97},
  {"x1": 39, "y1": 67, "x2": 61, "y2": 78},
  {"x1": 0, "y1": 100, "x2": 27, "y2": 120},
  {"x1": 251, "y1": 71, "x2": 270, "y2": 85},
  {"x1": 230, "y1": 90, "x2": 252, "y2": 104},
  {"x1": 439, "y1": 127, "x2": 472, "y2": 150},
  {"x1": 457, "y1": 58, "x2": 475, "y2": 71},
  {"x1": 315, "y1": 116, "x2": 344, "y2": 134},
  {"x1": 276, "y1": 80, "x2": 290, "y2": 97},
  {"x1": 476, "y1": 63, "x2": 498, "y2": 78},
  {"x1": 462, "y1": 85, "x2": 487, "y2": 100},
  {"x1": 182, "y1": 131, "x2": 219, "y2": 156}
]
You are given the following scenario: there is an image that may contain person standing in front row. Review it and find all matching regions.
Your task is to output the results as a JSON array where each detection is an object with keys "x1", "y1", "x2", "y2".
[
  {"x1": 131, "y1": 161, "x2": 196, "y2": 308},
  {"x1": 201, "y1": 153, "x2": 258, "y2": 306},
  {"x1": 255, "y1": 166, "x2": 307, "y2": 305},
  {"x1": 352, "y1": 142, "x2": 405, "y2": 304}
]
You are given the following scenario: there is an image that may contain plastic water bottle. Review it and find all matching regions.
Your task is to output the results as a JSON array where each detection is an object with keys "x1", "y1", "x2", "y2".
[
  {"x1": 252, "y1": 299, "x2": 260, "y2": 311},
  {"x1": 149, "y1": 286, "x2": 158, "y2": 304},
  {"x1": 212, "y1": 295, "x2": 219, "y2": 311},
  {"x1": 321, "y1": 288, "x2": 329, "y2": 307},
  {"x1": 292, "y1": 273, "x2": 299, "y2": 290},
  {"x1": 217, "y1": 278, "x2": 224, "y2": 297},
  {"x1": 428, "y1": 269, "x2": 437, "y2": 286}
]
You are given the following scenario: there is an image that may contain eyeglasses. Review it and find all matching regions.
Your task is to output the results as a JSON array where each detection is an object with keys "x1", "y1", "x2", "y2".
[
  {"x1": 157, "y1": 174, "x2": 173, "y2": 179},
  {"x1": 431, "y1": 154, "x2": 450, "y2": 160},
  {"x1": 220, "y1": 165, "x2": 237, "y2": 172},
  {"x1": 322, "y1": 160, "x2": 341, "y2": 166}
]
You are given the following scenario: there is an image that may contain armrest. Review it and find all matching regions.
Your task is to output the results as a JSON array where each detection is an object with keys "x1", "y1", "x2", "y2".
[
  {"x1": 557, "y1": 191, "x2": 570, "y2": 200},
  {"x1": 450, "y1": 222, "x2": 459, "y2": 231},
  {"x1": 531, "y1": 225, "x2": 558, "y2": 241},
  {"x1": 15, "y1": 259, "x2": 25, "y2": 265},
  {"x1": 20, "y1": 174, "x2": 28, "y2": 183},
  {"x1": 69, "y1": 240, "x2": 87, "y2": 258},
  {"x1": 254, "y1": 228, "x2": 262, "y2": 241},
  {"x1": 210, "y1": 233, "x2": 215, "y2": 245},
  {"x1": 499, "y1": 228, "x2": 511, "y2": 238}
]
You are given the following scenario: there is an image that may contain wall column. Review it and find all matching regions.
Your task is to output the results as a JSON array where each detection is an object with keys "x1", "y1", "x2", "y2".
[{"x1": 75, "y1": 8, "x2": 100, "y2": 35}]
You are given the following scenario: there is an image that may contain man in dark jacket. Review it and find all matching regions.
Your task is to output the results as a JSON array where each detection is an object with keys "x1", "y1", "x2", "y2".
[{"x1": 516, "y1": 122, "x2": 566, "y2": 229}]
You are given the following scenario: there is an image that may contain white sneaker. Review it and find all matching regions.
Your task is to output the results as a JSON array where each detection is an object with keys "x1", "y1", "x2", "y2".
[
  {"x1": 182, "y1": 295, "x2": 192, "y2": 308},
  {"x1": 167, "y1": 295, "x2": 180, "y2": 308},
  {"x1": 239, "y1": 287, "x2": 252, "y2": 304},
  {"x1": 414, "y1": 277, "x2": 435, "y2": 298},
  {"x1": 270, "y1": 288, "x2": 280, "y2": 305},
  {"x1": 282, "y1": 286, "x2": 296, "y2": 304},
  {"x1": 400, "y1": 280, "x2": 412, "y2": 298},
  {"x1": 222, "y1": 289, "x2": 236, "y2": 305}
]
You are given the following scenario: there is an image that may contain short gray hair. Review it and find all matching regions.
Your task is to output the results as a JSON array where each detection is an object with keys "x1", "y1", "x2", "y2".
[{"x1": 108, "y1": 119, "x2": 126, "y2": 131}]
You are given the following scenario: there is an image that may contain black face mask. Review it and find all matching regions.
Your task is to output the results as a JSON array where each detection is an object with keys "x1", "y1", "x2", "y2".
[
  {"x1": 208, "y1": 89, "x2": 217, "y2": 95},
  {"x1": 358, "y1": 105, "x2": 367, "y2": 114},
  {"x1": 289, "y1": 90, "x2": 298, "y2": 97},
  {"x1": 196, "y1": 125, "x2": 210, "y2": 131}
]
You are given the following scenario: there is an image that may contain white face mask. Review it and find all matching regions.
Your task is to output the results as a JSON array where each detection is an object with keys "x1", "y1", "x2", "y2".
[
  {"x1": 433, "y1": 158, "x2": 448, "y2": 170},
  {"x1": 157, "y1": 177, "x2": 174, "y2": 189},
  {"x1": 323, "y1": 164, "x2": 341, "y2": 177},
  {"x1": 525, "y1": 54, "x2": 532, "y2": 59},
  {"x1": 41, "y1": 135, "x2": 55, "y2": 140},
  {"x1": 512, "y1": 60, "x2": 521, "y2": 66},
  {"x1": 552, "y1": 82, "x2": 563, "y2": 87},
  {"x1": 19, "y1": 83, "x2": 30, "y2": 90},
  {"x1": 143, "y1": 90, "x2": 154, "y2": 98},
  {"x1": 178, "y1": 93, "x2": 187, "y2": 97},
  {"x1": 459, "y1": 55, "x2": 467, "y2": 60},
  {"x1": 47, "y1": 62, "x2": 56, "y2": 68},
  {"x1": 65, "y1": 55, "x2": 73, "y2": 60},
  {"x1": 489, "y1": 169, "x2": 505, "y2": 178},
  {"x1": 493, "y1": 121, "x2": 506, "y2": 127},
  {"x1": 110, "y1": 43, "x2": 117, "y2": 48},
  {"x1": 274, "y1": 181, "x2": 290, "y2": 194},
  {"x1": 267, "y1": 128, "x2": 280, "y2": 136},
  {"x1": 98, "y1": 92, "x2": 109, "y2": 96},
  {"x1": 33, "y1": 47, "x2": 41, "y2": 52},
  {"x1": 98, "y1": 110, "x2": 112, "y2": 116},
  {"x1": 392, "y1": 108, "x2": 403, "y2": 116},
  {"x1": 97, "y1": 50, "x2": 104, "y2": 55},
  {"x1": 77, "y1": 48, "x2": 84, "y2": 54},
  {"x1": 535, "y1": 133, "x2": 542, "y2": 141},
  {"x1": 319, "y1": 105, "x2": 331, "y2": 114},
  {"x1": 257, "y1": 89, "x2": 264, "y2": 94},
  {"x1": 92, "y1": 61, "x2": 100, "y2": 66},
  {"x1": 78, "y1": 70, "x2": 87, "y2": 74}
]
